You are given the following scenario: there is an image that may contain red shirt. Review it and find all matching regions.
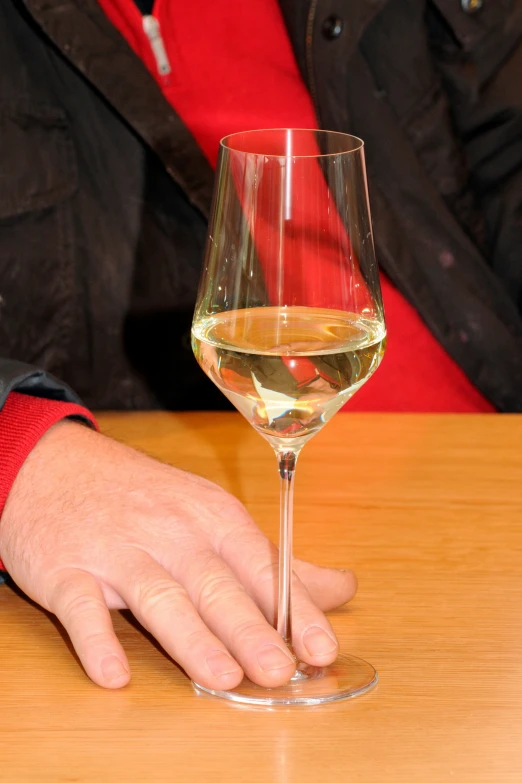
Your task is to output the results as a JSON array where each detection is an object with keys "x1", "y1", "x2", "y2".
[{"x1": 99, "y1": 0, "x2": 494, "y2": 414}]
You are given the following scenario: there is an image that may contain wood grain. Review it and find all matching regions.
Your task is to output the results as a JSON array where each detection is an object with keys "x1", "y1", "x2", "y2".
[{"x1": 1, "y1": 412, "x2": 522, "y2": 782}]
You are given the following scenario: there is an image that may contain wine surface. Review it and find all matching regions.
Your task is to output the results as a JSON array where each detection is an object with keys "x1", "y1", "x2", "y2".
[{"x1": 192, "y1": 306, "x2": 386, "y2": 447}]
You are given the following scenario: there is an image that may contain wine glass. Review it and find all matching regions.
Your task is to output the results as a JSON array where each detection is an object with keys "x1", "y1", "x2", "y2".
[{"x1": 191, "y1": 129, "x2": 386, "y2": 706}]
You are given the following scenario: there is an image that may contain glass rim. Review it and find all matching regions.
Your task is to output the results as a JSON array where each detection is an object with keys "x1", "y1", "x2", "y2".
[{"x1": 220, "y1": 128, "x2": 365, "y2": 158}]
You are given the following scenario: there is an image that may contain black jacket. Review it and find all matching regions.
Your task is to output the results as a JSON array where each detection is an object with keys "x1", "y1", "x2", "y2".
[{"x1": 1, "y1": 0, "x2": 522, "y2": 412}]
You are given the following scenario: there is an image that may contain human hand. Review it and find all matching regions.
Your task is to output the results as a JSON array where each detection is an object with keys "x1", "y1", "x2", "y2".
[{"x1": 0, "y1": 421, "x2": 356, "y2": 690}]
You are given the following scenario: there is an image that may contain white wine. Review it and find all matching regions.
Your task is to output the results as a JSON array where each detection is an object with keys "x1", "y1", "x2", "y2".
[{"x1": 192, "y1": 306, "x2": 386, "y2": 447}]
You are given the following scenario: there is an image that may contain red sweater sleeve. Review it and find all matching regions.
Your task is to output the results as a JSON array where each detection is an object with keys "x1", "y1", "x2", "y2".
[{"x1": 0, "y1": 392, "x2": 98, "y2": 573}]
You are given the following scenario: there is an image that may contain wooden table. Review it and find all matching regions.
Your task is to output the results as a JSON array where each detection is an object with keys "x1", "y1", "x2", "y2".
[{"x1": 1, "y1": 412, "x2": 522, "y2": 782}]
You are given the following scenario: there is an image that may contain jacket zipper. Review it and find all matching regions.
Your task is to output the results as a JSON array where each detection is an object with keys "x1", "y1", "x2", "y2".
[
  {"x1": 305, "y1": 0, "x2": 320, "y2": 115},
  {"x1": 142, "y1": 14, "x2": 171, "y2": 77}
]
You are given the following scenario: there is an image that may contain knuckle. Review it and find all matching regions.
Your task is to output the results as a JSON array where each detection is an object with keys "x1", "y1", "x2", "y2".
[
  {"x1": 51, "y1": 572, "x2": 80, "y2": 602},
  {"x1": 254, "y1": 561, "x2": 301, "y2": 593},
  {"x1": 50, "y1": 572, "x2": 104, "y2": 620},
  {"x1": 221, "y1": 493, "x2": 247, "y2": 516},
  {"x1": 196, "y1": 570, "x2": 243, "y2": 614},
  {"x1": 184, "y1": 627, "x2": 213, "y2": 651},
  {"x1": 253, "y1": 560, "x2": 279, "y2": 587},
  {"x1": 218, "y1": 520, "x2": 267, "y2": 557},
  {"x1": 230, "y1": 619, "x2": 271, "y2": 646},
  {"x1": 211, "y1": 493, "x2": 249, "y2": 523},
  {"x1": 187, "y1": 550, "x2": 244, "y2": 614},
  {"x1": 136, "y1": 578, "x2": 186, "y2": 618},
  {"x1": 79, "y1": 629, "x2": 112, "y2": 649},
  {"x1": 216, "y1": 487, "x2": 249, "y2": 514},
  {"x1": 62, "y1": 591, "x2": 104, "y2": 621}
]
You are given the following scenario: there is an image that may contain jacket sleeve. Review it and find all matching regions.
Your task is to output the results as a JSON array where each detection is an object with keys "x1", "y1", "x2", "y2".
[
  {"x1": 0, "y1": 358, "x2": 84, "y2": 410},
  {"x1": 428, "y1": 0, "x2": 522, "y2": 310}
]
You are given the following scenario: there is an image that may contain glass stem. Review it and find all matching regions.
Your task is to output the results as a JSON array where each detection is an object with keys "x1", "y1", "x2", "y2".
[{"x1": 276, "y1": 448, "x2": 300, "y2": 649}]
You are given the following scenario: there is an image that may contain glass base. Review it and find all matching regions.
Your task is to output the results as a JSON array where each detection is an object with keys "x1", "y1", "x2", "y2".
[{"x1": 192, "y1": 654, "x2": 377, "y2": 707}]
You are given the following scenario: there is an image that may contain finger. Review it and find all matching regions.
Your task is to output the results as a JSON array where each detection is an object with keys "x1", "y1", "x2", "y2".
[
  {"x1": 171, "y1": 548, "x2": 297, "y2": 688},
  {"x1": 48, "y1": 568, "x2": 130, "y2": 689},
  {"x1": 293, "y1": 559, "x2": 357, "y2": 610},
  {"x1": 288, "y1": 575, "x2": 340, "y2": 666},
  {"x1": 206, "y1": 502, "x2": 357, "y2": 611},
  {"x1": 247, "y1": 561, "x2": 341, "y2": 667},
  {"x1": 115, "y1": 556, "x2": 245, "y2": 691},
  {"x1": 219, "y1": 524, "x2": 357, "y2": 614},
  {"x1": 218, "y1": 529, "x2": 347, "y2": 666}
]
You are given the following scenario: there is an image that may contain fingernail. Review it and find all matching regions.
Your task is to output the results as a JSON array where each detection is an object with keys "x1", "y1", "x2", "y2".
[
  {"x1": 257, "y1": 644, "x2": 295, "y2": 673},
  {"x1": 206, "y1": 650, "x2": 241, "y2": 678},
  {"x1": 302, "y1": 625, "x2": 338, "y2": 657},
  {"x1": 101, "y1": 655, "x2": 128, "y2": 683}
]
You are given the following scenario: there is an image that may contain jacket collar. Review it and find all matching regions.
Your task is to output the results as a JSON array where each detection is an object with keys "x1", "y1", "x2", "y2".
[{"x1": 23, "y1": 0, "x2": 215, "y2": 218}]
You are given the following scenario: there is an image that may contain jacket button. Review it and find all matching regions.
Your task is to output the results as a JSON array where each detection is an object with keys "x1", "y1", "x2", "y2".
[
  {"x1": 461, "y1": 0, "x2": 483, "y2": 13},
  {"x1": 322, "y1": 16, "x2": 344, "y2": 39}
]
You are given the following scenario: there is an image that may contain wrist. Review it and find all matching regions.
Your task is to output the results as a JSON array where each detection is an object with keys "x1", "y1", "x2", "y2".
[
  {"x1": 0, "y1": 394, "x2": 97, "y2": 571},
  {"x1": 2, "y1": 418, "x2": 90, "y2": 522}
]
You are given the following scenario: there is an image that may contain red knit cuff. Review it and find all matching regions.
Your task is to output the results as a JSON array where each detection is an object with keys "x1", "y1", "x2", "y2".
[{"x1": 0, "y1": 392, "x2": 98, "y2": 573}]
